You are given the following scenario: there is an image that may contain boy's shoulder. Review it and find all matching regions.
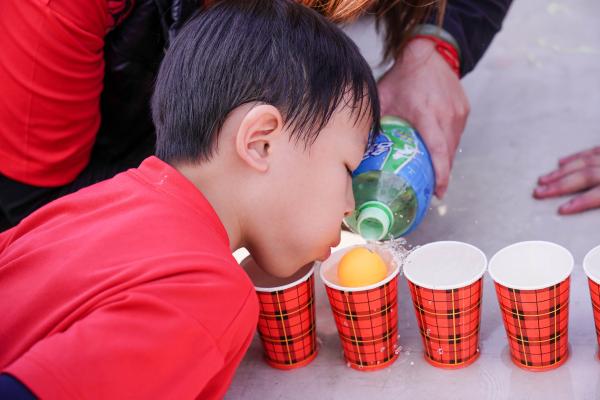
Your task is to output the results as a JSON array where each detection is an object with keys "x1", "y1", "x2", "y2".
[
  {"x1": 0, "y1": 154, "x2": 258, "y2": 339},
  {"x1": 9, "y1": 156, "x2": 229, "y2": 251}
]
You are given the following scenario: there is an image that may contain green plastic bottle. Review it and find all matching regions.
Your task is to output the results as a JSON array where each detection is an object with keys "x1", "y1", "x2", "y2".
[{"x1": 344, "y1": 116, "x2": 435, "y2": 241}]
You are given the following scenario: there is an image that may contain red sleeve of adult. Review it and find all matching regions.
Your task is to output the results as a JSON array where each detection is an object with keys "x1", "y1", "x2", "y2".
[{"x1": 0, "y1": 0, "x2": 108, "y2": 186}]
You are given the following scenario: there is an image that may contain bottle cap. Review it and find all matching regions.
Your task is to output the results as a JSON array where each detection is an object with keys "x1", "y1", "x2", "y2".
[{"x1": 356, "y1": 201, "x2": 394, "y2": 241}]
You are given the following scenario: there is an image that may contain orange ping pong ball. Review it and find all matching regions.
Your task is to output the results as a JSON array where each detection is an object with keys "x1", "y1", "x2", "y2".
[{"x1": 337, "y1": 247, "x2": 388, "y2": 287}]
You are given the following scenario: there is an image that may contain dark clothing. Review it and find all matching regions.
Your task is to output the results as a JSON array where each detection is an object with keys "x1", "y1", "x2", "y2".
[
  {"x1": 96, "y1": 0, "x2": 201, "y2": 163},
  {"x1": 438, "y1": 0, "x2": 513, "y2": 76},
  {"x1": 0, "y1": 374, "x2": 37, "y2": 400}
]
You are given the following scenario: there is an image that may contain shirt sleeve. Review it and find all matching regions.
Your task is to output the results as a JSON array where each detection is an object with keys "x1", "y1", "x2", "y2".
[
  {"x1": 0, "y1": 0, "x2": 107, "y2": 185},
  {"x1": 434, "y1": 0, "x2": 513, "y2": 76},
  {"x1": 4, "y1": 288, "x2": 243, "y2": 400}
]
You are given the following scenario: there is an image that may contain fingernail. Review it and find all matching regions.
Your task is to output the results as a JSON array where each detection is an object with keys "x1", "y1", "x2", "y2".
[
  {"x1": 534, "y1": 186, "x2": 547, "y2": 195},
  {"x1": 559, "y1": 200, "x2": 575, "y2": 213}
]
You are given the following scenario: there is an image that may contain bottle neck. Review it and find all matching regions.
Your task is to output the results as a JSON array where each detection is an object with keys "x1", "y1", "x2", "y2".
[{"x1": 356, "y1": 201, "x2": 394, "y2": 241}]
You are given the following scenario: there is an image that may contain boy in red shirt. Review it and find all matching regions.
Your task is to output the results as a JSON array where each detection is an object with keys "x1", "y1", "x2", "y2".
[{"x1": 0, "y1": 0, "x2": 380, "y2": 399}]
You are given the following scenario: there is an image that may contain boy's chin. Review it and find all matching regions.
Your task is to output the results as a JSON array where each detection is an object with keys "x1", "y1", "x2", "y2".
[
  {"x1": 255, "y1": 256, "x2": 303, "y2": 279},
  {"x1": 316, "y1": 247, "x2": 332, "y2": 262}
]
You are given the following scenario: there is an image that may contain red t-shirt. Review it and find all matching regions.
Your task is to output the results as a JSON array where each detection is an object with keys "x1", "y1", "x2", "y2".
[
  {"x1": 0, "y1": 156, "x2": 259, "y2": 399},
  {"x1": 0, "y1": 0, "x2": 109, "y2": 186}
]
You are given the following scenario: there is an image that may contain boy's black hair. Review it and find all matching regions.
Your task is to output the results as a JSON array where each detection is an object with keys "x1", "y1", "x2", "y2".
[{"x1": 152, "y1": 0, "x2": 380, "y2": 164}]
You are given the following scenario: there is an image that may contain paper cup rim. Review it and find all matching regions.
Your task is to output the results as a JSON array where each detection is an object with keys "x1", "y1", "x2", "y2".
[
  {"x1": 583, "y1": 244, "x2": 600, "y2": 284},
  {"x1": 488, "y1": 241, "x2": 574, "y2": 290},
  {"x1": 319, "y1": 244, "x2": 400, "y2": 292},
  {"x1": 403, "y1": 241, "x2": 487, "y2": 290},
  {"x1": 241, "y1": 255, "x2": 315, "y2": 292}
]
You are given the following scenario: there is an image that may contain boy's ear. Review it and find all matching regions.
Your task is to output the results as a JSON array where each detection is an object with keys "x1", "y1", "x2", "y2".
[{"x1": 235, "y1": 104, "x2": 283, "y2": 172}]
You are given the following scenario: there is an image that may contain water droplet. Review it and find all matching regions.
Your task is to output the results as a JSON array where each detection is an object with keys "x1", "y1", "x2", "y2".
[
  {"x1": 346, "y1": 362, "x2": 352, "y2": 368},
  {"x1": 437, "y1": 348, "x2": 444, "y2": 355},
  {"x1": 380, "y1": 347, "x2": 386, "y2": 353},
  {"x1": 394, "y1": 349, "x2": 400, "y2": 355},
  {"x1": 410, "y1": 361, "x2": 415, "y2": 366},
  {"x1": 405, "y1": 351, "x2": 411, "y2": 356}
]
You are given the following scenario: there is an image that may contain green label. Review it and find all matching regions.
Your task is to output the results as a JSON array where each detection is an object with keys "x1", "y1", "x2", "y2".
[{"x1": 380, "y1": 119, "x2": 418, "y2": 174}]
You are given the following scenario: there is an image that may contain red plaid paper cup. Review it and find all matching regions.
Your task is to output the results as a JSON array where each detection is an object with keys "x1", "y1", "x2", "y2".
[
  {"x1": 404, "y1": 241, "x2": 487, "y2": 369},
  {"x1": 584, "y1": 245, "x2": 600, "y2": 359},
  {"x1": 489, "y1": 241, "x2": 574, "y2": 371},
  {"x1": 242, "y1": 257, "x2": 317, "y2": 370},
  {"x1": 320, "y1": 244, "x2": 400, "y2": 371}
]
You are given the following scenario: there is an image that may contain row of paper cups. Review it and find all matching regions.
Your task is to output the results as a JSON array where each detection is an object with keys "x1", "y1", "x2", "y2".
[{"x1": 242, "y1": 242, "x2": 600, "y2": 372}]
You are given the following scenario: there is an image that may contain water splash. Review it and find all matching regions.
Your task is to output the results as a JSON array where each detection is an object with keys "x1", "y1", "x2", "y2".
[{"x1": 379, "y1": 237, "x2": 412, "y2": 274}]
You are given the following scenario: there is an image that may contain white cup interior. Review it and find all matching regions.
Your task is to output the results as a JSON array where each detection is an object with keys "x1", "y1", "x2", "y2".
[
  {"x1": 488, "y1": 241, "x2": 573, "y2": 290},
  {"x1": 241, "y1": 256, "x2": 314, "y2": 292},
  {"x1": 403, "y1": 241, "x2": 487, "y2": 290},
  {"x1": 583, "y1": 244, "x2": 600, "y2": 284},
  {"x1": 319, "y1": 244, "x2": 399, "y2": 292}
]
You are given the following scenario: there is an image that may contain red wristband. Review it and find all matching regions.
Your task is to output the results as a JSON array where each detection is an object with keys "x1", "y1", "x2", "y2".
[{"x1": 411, "y1": 34, "x2": 461, "y2": 77}]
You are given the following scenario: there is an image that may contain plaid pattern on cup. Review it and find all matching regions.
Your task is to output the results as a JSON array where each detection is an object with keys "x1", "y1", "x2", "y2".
[
  {"x1": 494, "y1": 278, "x2": 570, "y2": 371},
  {"x1": 584, "y1": 245, "x2": 600, "y2": 358},
  {"x1": 256, "y1": 273, "x2": 318, "y2": 370},
  {"x1": 587, "y1": 278, "x2": 600, "y2": 358},
  {"x1": 407, "y1": 278, "x2": 482, "y2": 368},
  {"x1": 324, "y1": 275, "x2": 399, "y2": 371}
]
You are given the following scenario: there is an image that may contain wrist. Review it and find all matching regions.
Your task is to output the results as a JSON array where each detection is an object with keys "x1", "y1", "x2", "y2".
[{"x1": 410, "y1": 24, "x2": 461, "y2": 76}]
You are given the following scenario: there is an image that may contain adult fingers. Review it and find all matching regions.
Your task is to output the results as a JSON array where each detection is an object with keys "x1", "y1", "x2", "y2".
[
  {"x1": 558, "y1": 146, "x2": 600, "y2": 166},
  {"x1": 414, "y1": 113, "x2": 450, "y2": 198},
  {"x1": 558, "y1": 186, "x2": 600, "y2": 214},
  {"x1": 538, "y1": 154, "x2": 600, "y2": 185},
  {"x1": 534, "y1": 167, "x2": 600, "y2": 198}
]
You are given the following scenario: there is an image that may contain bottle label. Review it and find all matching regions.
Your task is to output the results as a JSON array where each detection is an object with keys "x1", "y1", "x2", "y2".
[
  {"x1": 356, "y1": 119, "x2": 418, "y2": 175},
  {"x1": 354, "y1": 117, "x2": 435, "y2": 235}
]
